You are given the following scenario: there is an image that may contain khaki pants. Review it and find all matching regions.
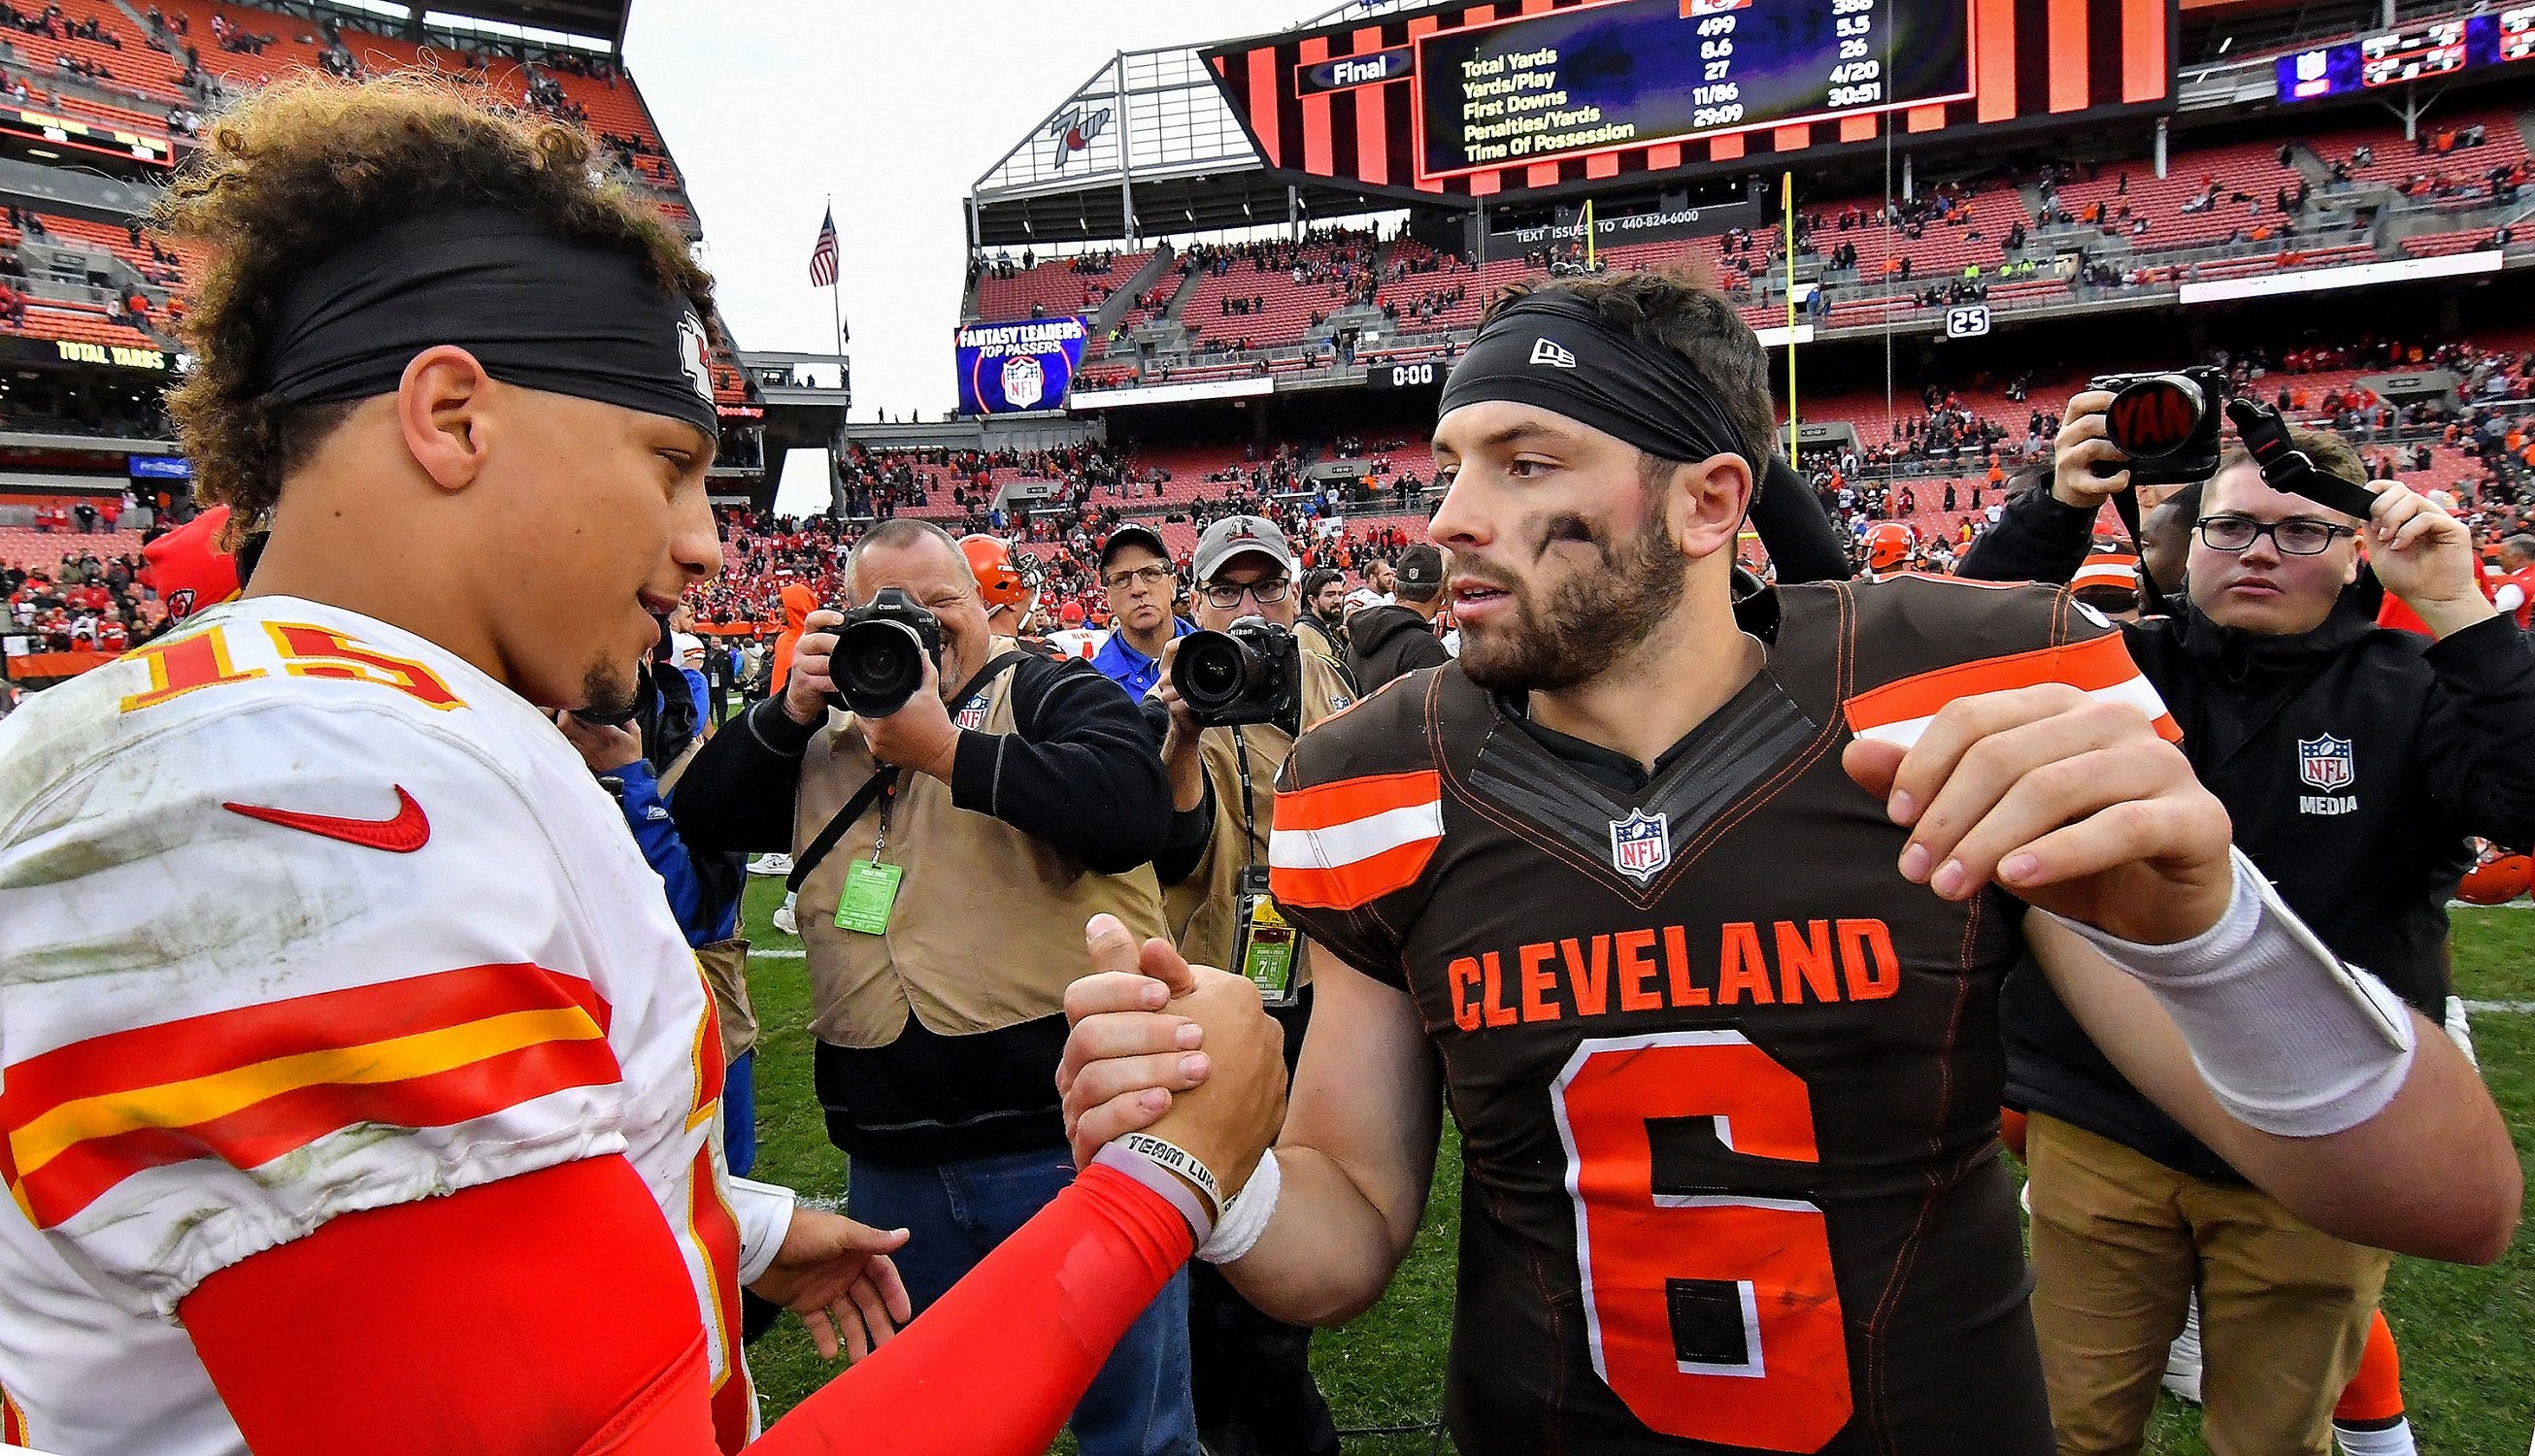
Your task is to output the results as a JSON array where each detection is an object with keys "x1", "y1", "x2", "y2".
[{"x1": 2025, "y1": 1113, "x2": 2390, "y2": 1456}]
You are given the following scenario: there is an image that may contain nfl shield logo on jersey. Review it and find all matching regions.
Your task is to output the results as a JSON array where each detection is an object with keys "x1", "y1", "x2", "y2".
[
  {"x1": 1609, "y1": 810, "x2": 1671, "y2": 884},
  {"x1": 2298, "y1": 734, "x2": 2354, "y2": 791}
]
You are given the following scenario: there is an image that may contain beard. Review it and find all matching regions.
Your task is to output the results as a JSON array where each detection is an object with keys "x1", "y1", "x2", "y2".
[
  {"x1": 578, "y1": 655, "x2": 642, "y2": 723},
  {"x1": 1457, "y1": 505, "x2": 1686, "y2": 694}
]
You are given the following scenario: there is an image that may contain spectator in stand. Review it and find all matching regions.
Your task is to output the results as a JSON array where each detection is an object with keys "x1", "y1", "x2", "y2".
[
  {"x1": 1345, "y1": 544, "x2": 1450, "y2": 694},
  {"x1": 1089, "y1": 523, "x2": 1187, "y2": 699}
]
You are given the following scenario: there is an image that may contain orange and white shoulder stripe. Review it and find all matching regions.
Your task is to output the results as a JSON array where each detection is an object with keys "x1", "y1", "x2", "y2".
[
  {"x1": 1269, "y1": 770, "x2": 1444, "y2": 911},
  {"x1": 1842, "y1": 630, "x2": 2181, "y2": 749}
]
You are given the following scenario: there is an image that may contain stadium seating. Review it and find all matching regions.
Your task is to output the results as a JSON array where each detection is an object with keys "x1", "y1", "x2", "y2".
[
  {"x1": 971, "y1": 250, "x2": 1151, "y2": 323},
  {"x1": 2314, "y1": 106, "x2": 2531, "y2": 192},
  {"x1": 1180, "y1": 232, "x2": 1383, "y2": 353}
]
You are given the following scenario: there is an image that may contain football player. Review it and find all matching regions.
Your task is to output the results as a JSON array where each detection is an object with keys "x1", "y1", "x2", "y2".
[
  {"x1": 1057, "y1": 270, "x2": 2519, "y2": 1456},
  {"x1": 0, "y1": 79, "x2": 1284, "y2": 1456}
]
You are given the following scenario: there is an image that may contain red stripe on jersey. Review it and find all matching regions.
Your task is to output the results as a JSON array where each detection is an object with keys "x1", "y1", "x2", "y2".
[
  {"x1": 1840, "y1": 631, "x2": 2182, "y2": 743},
  {"x1": 1271, "y1": 838, "x2": 1437, "y2": 912},
  {"x1": 2, "y1": 963, "x2": 611, "y2": 1118},
  {"x1": 14, "y1": 1036, "x2": 621, "y2": 1229},
  {"x1": 1273, "y1": 769, "x2": 1440, "y2": 833},
  {"x1": 689, "y1": 1144, "x2": 751, "y2": 1453}
]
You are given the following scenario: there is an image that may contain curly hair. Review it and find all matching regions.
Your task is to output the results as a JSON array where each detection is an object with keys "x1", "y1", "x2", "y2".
[
  {"x1": 1481, "y1": 261, "x2": 1777, "y2": 473},
  {"x1": 154, "y1": 74, "x2": 717, "y2": 533}
]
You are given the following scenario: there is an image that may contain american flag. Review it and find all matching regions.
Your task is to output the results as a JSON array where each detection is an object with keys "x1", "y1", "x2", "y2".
[{"x1": 808, "y1": 207, "x2": 839, "y2": 287}]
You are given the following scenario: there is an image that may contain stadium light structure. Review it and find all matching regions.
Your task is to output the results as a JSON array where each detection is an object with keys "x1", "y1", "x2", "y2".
[{"x1": 966, "y1": 0, "x2": 1450, "y2": 249}]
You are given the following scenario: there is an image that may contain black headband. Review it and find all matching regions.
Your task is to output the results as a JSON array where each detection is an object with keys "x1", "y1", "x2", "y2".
[
  {"x1": 257, "y1": 209, "x2": 719, "y2": 438},
  {"x1": 1438, "y1": 290, "x2": 1758, "y2": 479}
]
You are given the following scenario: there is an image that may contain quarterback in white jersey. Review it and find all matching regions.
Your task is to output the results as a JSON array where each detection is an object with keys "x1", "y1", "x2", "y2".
[{"x1": 0, "y1": 596, "x2": 790, "y2": 1451}]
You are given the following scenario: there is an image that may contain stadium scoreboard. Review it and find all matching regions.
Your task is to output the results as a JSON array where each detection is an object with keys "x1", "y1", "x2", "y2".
[
  {"x1": 2277, "y1": 8, "x2": 2535, "y2": 103},
  {"x1": 1205, "y1": 0, "x2": 2172, "y2": 206},
  {"x1": 1414, "y1": 0, "x2": 1971, "y2": 182}
]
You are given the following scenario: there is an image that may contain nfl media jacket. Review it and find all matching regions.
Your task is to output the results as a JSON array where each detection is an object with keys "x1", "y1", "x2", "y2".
[{"x1": 1966, "y1": 503, "x2": 2535, "y2": 1180}]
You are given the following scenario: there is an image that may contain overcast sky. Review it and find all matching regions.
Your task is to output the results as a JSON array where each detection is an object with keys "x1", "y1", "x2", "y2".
[{"x1": 623, "y1": 0, "x2": 1318, "y2": 426}]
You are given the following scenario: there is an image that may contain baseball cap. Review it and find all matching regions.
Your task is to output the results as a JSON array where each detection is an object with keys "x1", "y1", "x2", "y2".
[
  {"x1": 1396, "y1": 545, "x2": 1444, "y2": 591},
  {"x1": 1098, "y1": 523, "x2": 1171, "y2": 572},
  {"x1": 1192, "y1": 514, "x2": 1292, "y2": 581}
]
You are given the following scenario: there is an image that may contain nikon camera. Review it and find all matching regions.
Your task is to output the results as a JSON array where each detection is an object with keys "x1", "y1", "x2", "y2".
[
  {"x1": 1172, "y1": 616, "x2": 1297, "y2": 729},
  {"x1": 2087, "y1": 366, "x2": 2231, "y2": 488},
  {"x1": 830, "y1": 587, "x2": 944, "y2": 717}
]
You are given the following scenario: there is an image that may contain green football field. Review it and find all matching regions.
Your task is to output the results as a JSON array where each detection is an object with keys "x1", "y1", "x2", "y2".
[{"x1": 732, "y1": 877, "x2": 2535, "y2": 1455}]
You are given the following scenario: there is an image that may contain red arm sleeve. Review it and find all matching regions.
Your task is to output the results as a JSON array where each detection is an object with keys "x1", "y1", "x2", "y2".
[{"x1": 181, "y1": 1157, "x2": 1190, "y2": 1456}]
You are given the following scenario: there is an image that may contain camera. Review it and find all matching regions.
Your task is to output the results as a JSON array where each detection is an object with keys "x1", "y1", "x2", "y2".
[
  {"x1": 831, "y1": 587, "x2": 943, "y2": 717},
  {"x1": 2088, "y1": 367, "x2": 2230, "y2": 488},
  {"x1": 1173, "y1": 616, "x2": 1297, "y2": 729}
]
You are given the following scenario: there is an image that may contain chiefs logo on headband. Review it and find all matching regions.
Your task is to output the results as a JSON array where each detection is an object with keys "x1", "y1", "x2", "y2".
[{"x1": 677, "y1": 314, "x2": 712, "y2": 405}]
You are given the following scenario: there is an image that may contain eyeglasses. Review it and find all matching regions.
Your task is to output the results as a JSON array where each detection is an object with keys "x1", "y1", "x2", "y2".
[
  {"x1": 1103, "y1": 564, "x2": 1176, "y2": 592},
  {"x1": 1200, "y1": 578, "x2": 1292, "y2": 610},
  {"x1": 2195, "y1": 514, "x2": 2356, "y2": 556}
]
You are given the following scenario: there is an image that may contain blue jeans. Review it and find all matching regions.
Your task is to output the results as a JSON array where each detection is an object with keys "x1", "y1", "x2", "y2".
[
  {"x1": 847, "y1": 1146, "x2": 1198, "y2": 1456},
  {"x1": 720, "y1": 1051, "x2": 756, "y2": 1177}
]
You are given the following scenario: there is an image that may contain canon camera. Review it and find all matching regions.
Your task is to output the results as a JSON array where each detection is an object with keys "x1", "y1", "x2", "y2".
[
  {"x1": 831, "y1": 587, "x2": 944, "y2": 717},
  {"x1": 2085, "y1": 368, "x2": 2379, "y2": 518},
  {"x1": 1172, "y1": 616, "x2": 1297, "y2": 729}
]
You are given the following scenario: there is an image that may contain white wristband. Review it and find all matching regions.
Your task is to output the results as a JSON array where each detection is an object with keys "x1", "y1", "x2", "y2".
[
  {"x1": 1196, "y1": 1146, "x2": 1279, "y2": 1265},
  {"x1": 2041, "y1": 847, "x2": 2417, "y2": 1138}
]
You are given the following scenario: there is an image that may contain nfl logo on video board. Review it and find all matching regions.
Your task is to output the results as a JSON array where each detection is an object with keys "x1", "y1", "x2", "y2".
[
  {"x1": 2298, "y1": 735, "x2": 2354, "y2": 792},
  {"x1": 1610, "y1": 810, "x2": 1672, "y2": 884}
]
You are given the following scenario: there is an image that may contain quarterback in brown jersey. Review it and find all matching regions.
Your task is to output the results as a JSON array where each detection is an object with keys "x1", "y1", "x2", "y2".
[{"x1": 1056, "y1": 270, "x2": 2519, "y2": 1456}]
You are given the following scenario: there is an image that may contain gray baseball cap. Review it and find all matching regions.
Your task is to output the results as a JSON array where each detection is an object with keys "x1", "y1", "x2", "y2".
[{"x1": 1191, "y1": 513, "x2": 1292, "y2": 581}]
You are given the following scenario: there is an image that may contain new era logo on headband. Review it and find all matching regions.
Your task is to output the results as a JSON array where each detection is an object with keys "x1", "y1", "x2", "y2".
[{"x1": 1529, "y1": 337, "x2": 1577, "y2": 369}]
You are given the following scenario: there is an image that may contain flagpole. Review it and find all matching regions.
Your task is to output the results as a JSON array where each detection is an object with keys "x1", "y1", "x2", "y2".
[{"x1": 825, "y1": 195, "x2": 844, "y2": 365}]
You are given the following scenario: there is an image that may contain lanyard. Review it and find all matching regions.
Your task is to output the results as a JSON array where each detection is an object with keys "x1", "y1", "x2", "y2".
[
  {"x1": 1231, "y1": 728, "x2": 1263, "y2": 871},
  {"x1": 870, "y1": 779, "x2": 898, "y2": 862}
]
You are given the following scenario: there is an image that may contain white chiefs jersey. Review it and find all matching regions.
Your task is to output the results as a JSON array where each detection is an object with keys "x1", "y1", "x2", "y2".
[{"x1": 0, "y1": 596, "x2": 784, "y2": 1455}]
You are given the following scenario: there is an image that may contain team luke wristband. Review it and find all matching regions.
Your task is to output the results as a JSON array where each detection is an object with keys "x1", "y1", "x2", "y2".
[
  {"x1": 1115, "y1": 1132, "x2": 1224, "y2": 1223},
  {"x1": 1092, "y1": 1142, "x2": 1215, "y2": 1244}
]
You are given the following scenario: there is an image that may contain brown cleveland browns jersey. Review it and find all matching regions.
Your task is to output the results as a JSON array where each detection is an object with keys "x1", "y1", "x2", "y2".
[{"x1": 1270, "y1": 576, "x2": 2179, "y2": 1456}]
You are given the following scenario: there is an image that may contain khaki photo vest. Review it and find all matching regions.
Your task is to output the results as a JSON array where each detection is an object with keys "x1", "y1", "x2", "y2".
[
  {"x1": 794, "y1": 648, "x2": 1167, "y2": 1048},
  {"x1": 1166, "y1": 647, "x2": 1356, "y2": 975}
]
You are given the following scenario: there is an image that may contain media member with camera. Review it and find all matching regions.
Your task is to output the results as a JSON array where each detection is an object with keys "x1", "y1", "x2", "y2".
[
  {"x1": 1142, "y1": 513, "x2": 1357, "y2": 1456},
  {"x1": 670, "y1": 517, "x2": 1199, "y2": 1456},
  {"x1": 1960, "y1": 375, "x2": 2535, "y2": 1456}
]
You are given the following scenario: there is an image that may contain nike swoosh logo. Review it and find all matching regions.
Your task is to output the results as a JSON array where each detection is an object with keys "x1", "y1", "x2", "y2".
[{"x1": 223, "y1": 786, "x2": 431, "y2": 853}]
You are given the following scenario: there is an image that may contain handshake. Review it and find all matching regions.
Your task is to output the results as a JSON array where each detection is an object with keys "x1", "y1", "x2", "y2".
[{"x1": 1056, "y1": 914, "x2": 1288, "y2": 1213}]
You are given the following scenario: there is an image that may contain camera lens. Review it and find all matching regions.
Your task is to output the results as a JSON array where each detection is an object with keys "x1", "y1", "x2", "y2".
[
  {"x1": 1175, "y1": 633, "x2": 1251, "y2": 714},
  {"x1": 837, "y1": 620, "x2": 924, "y2": 716},
  {"x1": 2105, "y1": 376, "x2": 2207, "y2": 460}
]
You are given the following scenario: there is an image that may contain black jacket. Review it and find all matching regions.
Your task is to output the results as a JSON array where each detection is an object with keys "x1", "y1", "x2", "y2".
[
  {"x1": 1347, "y1": 603, "x2": 1451, "y2": 695},
  {"x1": 671, "y1": 653, "x2": 1172, "y2": 1164},
  {"x1": 1965, "y1": 496, "x2": 2535, "y2": 1178}
]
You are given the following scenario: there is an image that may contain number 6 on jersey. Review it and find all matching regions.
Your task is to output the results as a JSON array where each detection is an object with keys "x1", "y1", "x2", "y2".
[{"x1": 1551, "y1": 1032, "x2": 1851, "y2": 1453}]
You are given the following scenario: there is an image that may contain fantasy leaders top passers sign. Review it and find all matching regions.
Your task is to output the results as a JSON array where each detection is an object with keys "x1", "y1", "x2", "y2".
[
  {"x1": 1413, "y1": 0, "x2": 1973, "y2": 182},
  {"x1": 954, "y1": 315, "x2": 1089, "y2": 415}
]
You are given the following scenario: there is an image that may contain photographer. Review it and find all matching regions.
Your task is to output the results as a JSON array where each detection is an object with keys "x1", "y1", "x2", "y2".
[
  {"x1": 671, "y1": 518, "x2": 1195, "y2": 1456},
  {"x1": 1961, "y1": 395, "x2": 2535, "y2": 1456},
  {"x1": 1145, "y1": 514, "x2": 1356, "y2": 1456}
]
